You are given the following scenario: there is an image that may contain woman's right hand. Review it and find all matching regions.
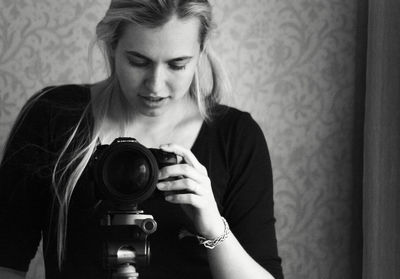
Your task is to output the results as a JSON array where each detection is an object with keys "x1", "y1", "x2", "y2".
[{"x1": 156, "y1": 143, "x2": 225, "y2": 240}]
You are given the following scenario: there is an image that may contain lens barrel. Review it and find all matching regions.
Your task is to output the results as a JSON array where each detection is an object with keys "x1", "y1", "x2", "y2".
[{"x1": 93, "y1": 138, "x2": 161, "y2": 205}]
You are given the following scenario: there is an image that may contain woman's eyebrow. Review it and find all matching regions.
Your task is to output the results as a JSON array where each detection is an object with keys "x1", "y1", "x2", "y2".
[
  {"x1": 126, "y1": 50, "x2": 192, "y2": 62},
  {"x1": 168, "y1": 56, "x2": 193, "y2": 63},
  {"x1": 126, "y1": 51, "x2": 151, "y2": 60}
]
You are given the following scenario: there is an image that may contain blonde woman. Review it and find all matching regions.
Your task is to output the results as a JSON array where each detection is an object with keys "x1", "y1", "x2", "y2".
[{"x1": 0, "y1": 1, "x2": 283, "y2": 278}]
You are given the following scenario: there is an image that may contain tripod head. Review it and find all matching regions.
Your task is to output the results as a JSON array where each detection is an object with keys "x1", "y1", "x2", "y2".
[
  {"x1": 101, "y1": 206, "x2": 157, "y2": 279},
  {"x1": 90, "y1": 138, "x2": 178, "y2": 278}
]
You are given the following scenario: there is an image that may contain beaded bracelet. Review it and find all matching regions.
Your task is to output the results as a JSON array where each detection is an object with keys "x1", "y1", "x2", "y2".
[{"x1": 197, "y1": 217, "x2": 231, "y2": 249}]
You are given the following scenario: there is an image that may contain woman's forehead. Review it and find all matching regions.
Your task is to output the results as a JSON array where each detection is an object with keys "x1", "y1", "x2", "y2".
[{"x1": 117, "y1": 16, "x2": 201, "y2": 59}]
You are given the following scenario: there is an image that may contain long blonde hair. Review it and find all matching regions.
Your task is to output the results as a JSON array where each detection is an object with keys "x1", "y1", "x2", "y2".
[{"x1": 53, "y1": 0, "x2": 230, "y2": 267}]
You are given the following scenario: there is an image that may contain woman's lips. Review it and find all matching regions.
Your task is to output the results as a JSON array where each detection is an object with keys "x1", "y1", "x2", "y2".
[{"x1": 140, "y1": 95, "x2": 169, "y2": 107}]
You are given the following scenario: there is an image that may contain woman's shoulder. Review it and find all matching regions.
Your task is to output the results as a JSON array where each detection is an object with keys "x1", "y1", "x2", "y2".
[
  {"x1": 33, "y1": 84, "x2": 91, "y2": 107},
  {"x1": 13, "y1": 84, "x2": 90, "y2": 119},
  {"x1": 206, "y1": 104, "x2": 268, "y2": 150},
  {"x1": 11, "y1": 84, "x2": 92, "y2": 134},
  {"x1": 210, "y1": 104, "x2": 261, "y2": 132},
  {"x1": 211, "y1": 104, "x2": 246, "y2": 121}
]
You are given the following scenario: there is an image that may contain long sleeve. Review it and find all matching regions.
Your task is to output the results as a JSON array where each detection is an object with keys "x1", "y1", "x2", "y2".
[
  {"x1": 222, "y1": 112, "x2": 283, "y2": 279},
  {"x1": 0, "y1": 92, "x2": 53, "y2": 271}
]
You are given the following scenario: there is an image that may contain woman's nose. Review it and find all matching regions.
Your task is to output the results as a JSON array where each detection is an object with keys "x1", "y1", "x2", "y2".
[{"x1": 145, "y1": 65, "x2": 166, "y2": 93}]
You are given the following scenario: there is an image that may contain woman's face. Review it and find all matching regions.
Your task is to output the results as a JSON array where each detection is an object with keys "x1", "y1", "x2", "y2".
[{"x1": 113, "y1": 16, "x2": 201, "y2": 118}]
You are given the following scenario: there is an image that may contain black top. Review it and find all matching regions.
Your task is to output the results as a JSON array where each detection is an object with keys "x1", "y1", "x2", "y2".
[{"x1": 0, "y1": 85, "x2": 283, "y2": 279}]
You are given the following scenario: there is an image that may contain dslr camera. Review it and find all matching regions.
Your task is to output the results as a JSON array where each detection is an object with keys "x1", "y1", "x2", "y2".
[
  {"x1": 92, "y1": 137, "x2": 178, "y2": 206},
  {"x1": 91, "y1": 137, "x2": 178, "y2": 278}
]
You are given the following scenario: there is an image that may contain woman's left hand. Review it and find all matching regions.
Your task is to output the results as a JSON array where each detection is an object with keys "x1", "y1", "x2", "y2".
[{"x1": 156, "y1": 143, "x2": 225, "y2": 239}]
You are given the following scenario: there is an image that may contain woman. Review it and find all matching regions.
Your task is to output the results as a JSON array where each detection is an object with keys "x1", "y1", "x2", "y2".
[{"x1": 0, "y1": 0, "x2": 283, "y2": 278}]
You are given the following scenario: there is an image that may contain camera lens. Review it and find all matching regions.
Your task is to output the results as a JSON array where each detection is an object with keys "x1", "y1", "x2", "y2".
[
  {"x1": 95, "y1": 140, "x2": 159, "y2": 204},
  {"x1": 104, "y1": 150, "x2": 151, "y2": 195}
]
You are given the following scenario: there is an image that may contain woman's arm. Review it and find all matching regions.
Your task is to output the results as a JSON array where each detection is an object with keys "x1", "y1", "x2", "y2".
[
  {"x1": 0, "y1": 89, "x2": 52, "y2": 275},
  {"x1": 0, "y1": 267, "x2": 25, "y2": 279},
  {"x1": 207, "y1": 232, "x2": 275, "y2": 279},
  {"x1": 157, "y1": 143, "x2": 277, "y2": 279}
]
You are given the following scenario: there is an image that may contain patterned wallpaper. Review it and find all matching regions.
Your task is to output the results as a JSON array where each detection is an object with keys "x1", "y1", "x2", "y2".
[{"x1": 0, "y1": 1, "x2": 360, "y2": 278}]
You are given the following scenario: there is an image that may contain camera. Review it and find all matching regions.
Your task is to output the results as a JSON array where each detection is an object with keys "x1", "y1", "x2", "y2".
[
  {"x1": 92, "y1": 137, "x2": 178, "y2": 206},
  {"x1": 91, "y1": 137, "x2": 178, "y2": 278}
]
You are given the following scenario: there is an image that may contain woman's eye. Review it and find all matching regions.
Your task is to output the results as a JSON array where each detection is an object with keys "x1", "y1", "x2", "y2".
[
  {"x1": 169, "y1": 63, "x2": 187, "y2": 71},
  {"x1": 128, "y1": 58, "x2": 149, "y2": 67}
]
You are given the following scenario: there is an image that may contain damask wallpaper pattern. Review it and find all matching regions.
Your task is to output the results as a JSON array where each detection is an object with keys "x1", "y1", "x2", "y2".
[{"x1": 0, "y1": 1, "x2": 360, "y2": 278}]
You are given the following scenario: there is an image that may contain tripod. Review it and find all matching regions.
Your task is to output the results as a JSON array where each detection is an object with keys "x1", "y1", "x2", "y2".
[{"x1": 101, "y1": 207, "x2": 157, "y2": 279}]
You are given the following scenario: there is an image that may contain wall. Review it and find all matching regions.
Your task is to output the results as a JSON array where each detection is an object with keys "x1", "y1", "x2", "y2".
[{"x1": 0, "y1": 1, "x2": 361, "y2": 278}]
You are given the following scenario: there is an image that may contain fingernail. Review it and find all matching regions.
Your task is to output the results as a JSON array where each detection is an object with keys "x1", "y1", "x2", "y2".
[{"x1": 159, "y1": 144, "x2": 171, "y2": 149}]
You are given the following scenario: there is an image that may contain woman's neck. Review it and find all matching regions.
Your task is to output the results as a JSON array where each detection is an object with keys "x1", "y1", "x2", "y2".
[
  {"x1": 93, "y1": 80, "x2": 203, "y2": 148},
  {"x1": 115, "y1": 92, "x2": 197, "y2": 129}
]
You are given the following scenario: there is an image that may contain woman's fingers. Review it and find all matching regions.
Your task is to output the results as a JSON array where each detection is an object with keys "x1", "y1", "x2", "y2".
[
  {"x1": 164, "y1": 192, "x2": 203, "y2": 207},
  {"x1": 158, "y1": 163, "x2": 204, "y2": 182},
  {"x1": 159, "y1": 143, "x2": 207, "y2": 174},
  {"x1": 157, "y1": 178, "x2": 201, "y2": 195}
]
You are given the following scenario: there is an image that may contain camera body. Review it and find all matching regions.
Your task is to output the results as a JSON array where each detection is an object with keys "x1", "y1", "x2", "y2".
[{"x1": 92, "y1": 137, "x2": 178, "y2": 206}]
